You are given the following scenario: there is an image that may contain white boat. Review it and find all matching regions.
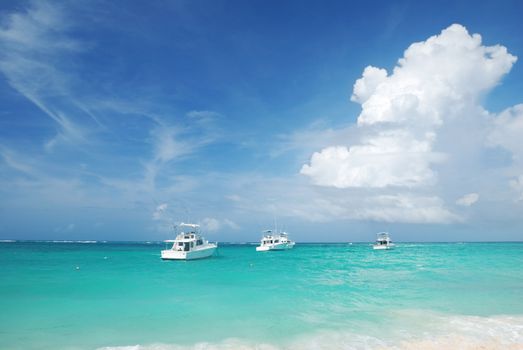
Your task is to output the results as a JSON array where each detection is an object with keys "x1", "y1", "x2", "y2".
[
  {"x1": 256, "y1": 230, "x2": 295, "y2": 251},
  {"x1": 372, "y1": 232, "x2": 395, "y2": 250},
  {"x1": 161, "y1": 223, "x2": 217, "y2": 260}
]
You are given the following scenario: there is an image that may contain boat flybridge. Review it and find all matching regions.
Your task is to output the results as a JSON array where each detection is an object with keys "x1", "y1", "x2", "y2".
[
  {"x1": 372, "y1": 232, "x2": 395, "y2": 250},
  {"x1": 256, "y1": 230, "x2": 295, "y2": 251},
  {"x1": 161, "y1": 223, "x2": 217, "y2": 260}
]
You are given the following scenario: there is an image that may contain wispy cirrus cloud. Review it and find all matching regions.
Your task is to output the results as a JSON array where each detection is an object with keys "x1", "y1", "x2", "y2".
[
  {"x1": 0, "y1": 2, "x2": 94, "y2": 149},
  {"x1": 0, "y1": 2, "x2": 224, "y2": 236},
  {"x1": 141, "y1": 110, "x2": 221, "y2": 192},
  {"x1": 0, "y1": 146, "x2": 34, "y2": 174}
]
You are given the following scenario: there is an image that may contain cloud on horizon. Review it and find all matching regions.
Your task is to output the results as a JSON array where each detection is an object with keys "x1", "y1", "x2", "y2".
[{"x1": 456, "y1": 193, "x2": 479, "y2": 207}]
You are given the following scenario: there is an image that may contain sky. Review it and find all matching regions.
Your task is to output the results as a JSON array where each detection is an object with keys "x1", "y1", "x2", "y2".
[{"x1": 0, "y1": 0, "x2": 522, "y2": 242}]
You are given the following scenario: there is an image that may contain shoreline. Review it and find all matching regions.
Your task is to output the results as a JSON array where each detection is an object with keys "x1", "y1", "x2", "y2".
[{"x1": 97, "y1": 313, "x2": 523, "y2": 350}]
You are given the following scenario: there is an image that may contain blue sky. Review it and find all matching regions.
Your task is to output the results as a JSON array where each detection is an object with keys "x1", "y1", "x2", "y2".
[{"x1": 1, "y1": 0, "x2": 522, "y2": 242}]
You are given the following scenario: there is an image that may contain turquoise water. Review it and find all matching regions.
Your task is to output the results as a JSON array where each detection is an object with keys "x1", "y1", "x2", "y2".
[{"x1": 1, "y1": 241, "x2": 522, "y2": 349}]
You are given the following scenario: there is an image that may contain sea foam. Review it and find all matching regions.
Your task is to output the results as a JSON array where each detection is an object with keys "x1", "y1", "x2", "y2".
[{"x1": 97, "y1": 314, "x2": 523, "y2": 350}]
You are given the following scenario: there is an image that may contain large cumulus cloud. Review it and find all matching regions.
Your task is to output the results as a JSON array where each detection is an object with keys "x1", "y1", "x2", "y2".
[{"x1": 299, "y1": 24, "x2": 521, "y2": 223}]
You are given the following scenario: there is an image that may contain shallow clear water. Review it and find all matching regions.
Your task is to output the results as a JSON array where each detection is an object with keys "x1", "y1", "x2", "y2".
[{"x1": 1, "y1": 241, "x2": 522, "y2": 349}]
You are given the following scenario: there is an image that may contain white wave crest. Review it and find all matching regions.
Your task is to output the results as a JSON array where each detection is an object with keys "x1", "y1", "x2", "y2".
[
  {"x1": 97, "y1": 314, "x2": 523, "y2": 350},
  {"x1": 48, "y1": 240, "x2": 98, "y2": 243}
]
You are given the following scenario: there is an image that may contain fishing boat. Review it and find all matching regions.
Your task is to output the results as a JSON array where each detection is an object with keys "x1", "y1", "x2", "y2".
[
  {"x1": 256, "y1": 230, "x2": 295, "y2": 251},
  {"x1": 161, "y1": 223, "x2": 217, "y2": 260},
  {"x1": 372, "y1": 232, "x2": 395, "y2": 250}
]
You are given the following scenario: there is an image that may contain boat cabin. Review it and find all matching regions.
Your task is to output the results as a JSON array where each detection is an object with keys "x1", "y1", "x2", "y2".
[
  {"x1": 164, "y1": 224, "x2": 210, "y2": 252},
  {"x1": 260, "y1": 230, "x2": 290, "y2": 244},
  {"x1": 372, "y1": 232, "x2": 394, "y2": 250},
  {"x1": 375, "y1": 232, "x2": 392, "y2": 244},
  {"x1": 161, "y1": 223, "x2": 218, "y2": 260}
]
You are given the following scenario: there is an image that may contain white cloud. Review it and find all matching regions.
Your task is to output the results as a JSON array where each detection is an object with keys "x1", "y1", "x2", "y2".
[
  {"x1": 0, "y1": 4, "x2": 225, "y2": 237},
  {"x1": 201, "y1": 217, "x2": 220, "y2": 232},
  {"x1": 302, "y1": 24, "x2": 517, "y2": 190},
  {"x1": 487, "y1": 105, "x2": 523, "y2": 202},
  {"x1": 201, "y1": 217, "x2": 240, "y2": 232},
  {"x1": 456, "y1": 193, "x2": 479, "y2": 207},
  {"x1": 152, "y1": 203, "x2": 168, "y2": 220},
  {"x1": 150, "y1": 116, "x2": 219, "y2": 165},
  {"x1": 186, "y1": 110, "x2": 221, "y2": 127},
  {"x1": 226, "y1": 194, "x2": 242, "y2": 202},
  {"x1": 301, "y1": 130, "x2": 444, "y2": 188},
  {"x1": 296, "y1": 24, "x2": 521, "y2": 224},
  {"x1": 224, "y1": 174, "x2": 459, "y2": 224},
  {"x1": 0, "y1": 3, "x2": 260, "y2": 240},
  {"x1": 509, "y1": 176, "x2": 523, "y2": 202},
  {"x1": 350, "y1": 66, "x2": 387, "y2": 104},
  {"x1": 0, "y1": 2, "x2": 91, "y2": 149},
  {"x1": 143, "y1": 117, "x2": 219, "y2": 190},
  {"x1": 152, "y1": 126, "x2": 193, "y2": 163},
  {"x1": 223, "y1": 219, "x2": 240, "y2": 230},
  {"x1": 272, "y1": 120, "x2": 360, "y2": 162},
  {"x1": 0, "y1": 147, "x2": 34, "y2": 174},
  {"x1": 488, "y1": 104, "x2": 523, "y2": 164},
  {"x1": 354, "y1": 194, "x2": 461, "y2": 223}
]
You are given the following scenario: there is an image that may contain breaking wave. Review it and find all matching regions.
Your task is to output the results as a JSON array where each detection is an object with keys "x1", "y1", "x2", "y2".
[{"x1": 98, "y1": 314, "x2": 523, "y2": 350}]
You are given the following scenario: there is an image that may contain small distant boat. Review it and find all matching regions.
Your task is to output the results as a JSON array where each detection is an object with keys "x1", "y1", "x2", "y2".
[
  {"x1": 256, "y1": 230, "x2": 295, "y2": 251},
  {"x1": 161, "y1": 223, "x2": 217, "y2": 260},
  {"x1": 372, "y1": 232, "x2": 395, "y2": 250}
]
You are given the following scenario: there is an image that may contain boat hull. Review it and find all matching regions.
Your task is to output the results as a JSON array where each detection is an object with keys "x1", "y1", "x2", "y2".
[
  {"x1": 161, "y1": 245, "x2": 217, "y2": 260},
  {"x1": 372, "y1": 244, "x2": 394, "y2": 250},
  {"x1": 256, "y1": 242, "x2": 295, "y2": 251}
]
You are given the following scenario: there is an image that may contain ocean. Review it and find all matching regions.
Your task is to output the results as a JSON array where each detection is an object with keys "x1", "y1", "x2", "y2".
[{"x1": 0, "y1": 241, "x2": 522, "y2": 349}]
